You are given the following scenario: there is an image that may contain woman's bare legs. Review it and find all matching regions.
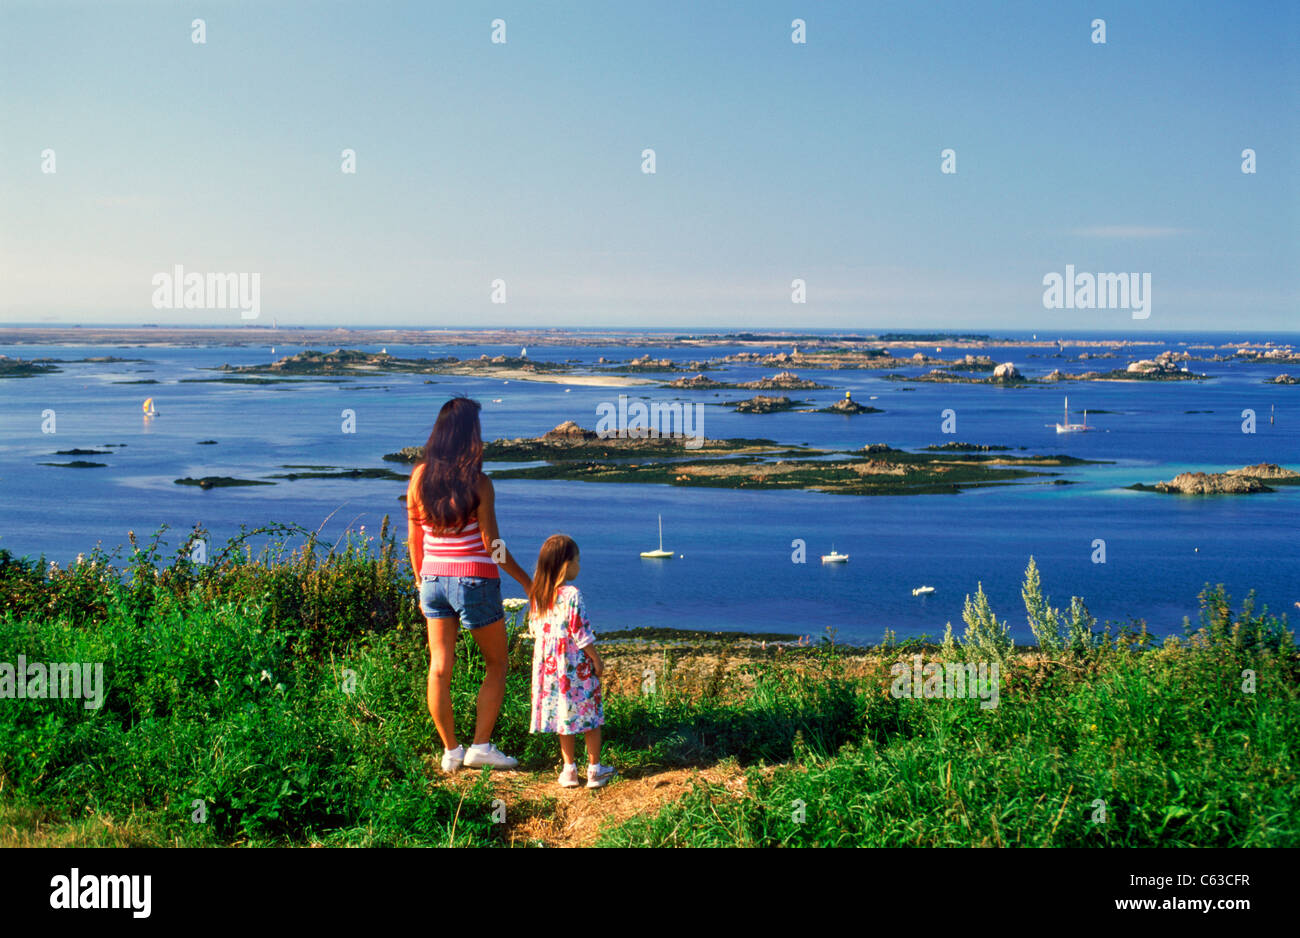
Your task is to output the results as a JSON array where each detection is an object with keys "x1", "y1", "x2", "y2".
[
  {"x1": 468, "y1": 619, "x2": 508, "y2": 745},
  {"x1": 426, "y1": 617, "x2": 459, "y2": 749}
]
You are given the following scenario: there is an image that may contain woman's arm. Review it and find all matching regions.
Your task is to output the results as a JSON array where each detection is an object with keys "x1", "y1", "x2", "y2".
[
  {"x1": 476, "y1": 474, "x2": 532, "y2": 593},
  {"x1": 406, "y1": 466, "x2": 424, "y2": 587}
]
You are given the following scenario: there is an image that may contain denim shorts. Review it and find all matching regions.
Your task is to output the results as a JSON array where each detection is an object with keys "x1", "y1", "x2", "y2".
[{"x1": 419, "y1": 574, "x2": 504, "y2": 630}]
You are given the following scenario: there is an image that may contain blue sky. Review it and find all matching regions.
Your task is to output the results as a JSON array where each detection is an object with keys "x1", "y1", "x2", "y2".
[{"x1": 1, "y1": 0, "x2": 1296, "y2": 331}]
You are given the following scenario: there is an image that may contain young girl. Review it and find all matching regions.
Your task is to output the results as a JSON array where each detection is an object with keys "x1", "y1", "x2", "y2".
[{"x1": 528, "y1": 534, "x2": 616, "y2": 789}]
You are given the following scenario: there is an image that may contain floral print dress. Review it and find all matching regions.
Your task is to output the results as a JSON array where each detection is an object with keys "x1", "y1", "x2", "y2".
[{"x1": 529, "y1": 585, "x2": 603, "y2": 734}]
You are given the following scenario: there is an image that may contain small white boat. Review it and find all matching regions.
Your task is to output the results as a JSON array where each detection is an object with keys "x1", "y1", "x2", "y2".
[
  {"x1": 640, "y1": 514, "x2": 674, "y2": 558},
  {"x1": 1054, "y1": 396, "x2": 1090, "y2": 433},
  {"x1": 491, "y1": 398, "x2": 503, "y2": 403},
  {"x1": 821, "y1": 546, "x2": 849, "y2": 564},
  {"x1": 521, "y1": 346, "x2": 527, "y2": 357},
  {"x1": 912, "y1": 585, "x2": 936, "y2": 596}
]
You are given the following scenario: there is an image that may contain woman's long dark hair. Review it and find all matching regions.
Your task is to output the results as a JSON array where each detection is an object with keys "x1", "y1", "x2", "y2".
[{"x1": 416, "y1": 397, "x2": 484, "y2": 530}]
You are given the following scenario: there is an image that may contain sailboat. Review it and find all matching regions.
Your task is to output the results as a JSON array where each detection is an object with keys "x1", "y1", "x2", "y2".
[
  {"x1": 821, "y1": 545, "x2": 849, "y2": 564},
  {"x1": 142, "y1": 397, "x2": 158, "y2": 417},
  {"x1": 520, "y1": 346, "x2": 527, "y2": 357},
  {"x1": 1054, "y1": 396, "x2": 1089, "y2": 433},
  {"x1": 640, "y1": 514, "x2": 673, "y2": 558}
]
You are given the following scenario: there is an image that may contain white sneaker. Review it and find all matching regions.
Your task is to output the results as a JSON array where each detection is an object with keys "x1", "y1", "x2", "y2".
[
  {"x1": 586, "y1": 764, "x2": 617, "y2": 789},
  {"x1": 463, "y1": 743, "x2": 518, "y2": 769},
  {"x1": 441, "y1": 746, "x2": 464, "y2": 773},
  {"x1": 558, "y1": 764, "x2": 581, "y2": 788}
]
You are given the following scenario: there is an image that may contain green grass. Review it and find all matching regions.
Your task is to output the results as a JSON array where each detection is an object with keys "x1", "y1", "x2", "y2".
[{"x1": 0, "y1": 523, "x2": 1295, "y2": 846}]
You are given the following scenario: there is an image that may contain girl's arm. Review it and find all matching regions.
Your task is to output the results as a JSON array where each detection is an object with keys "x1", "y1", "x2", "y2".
[
  {"x1": 475, "y1": 474, "x2": 532, "y2": 593},
  {"x1": 582, "y1": 643, "x2": 604, "y2": 678},
  {"x1": 570, "y1": 591, "x2": 602, "y2": 677}
]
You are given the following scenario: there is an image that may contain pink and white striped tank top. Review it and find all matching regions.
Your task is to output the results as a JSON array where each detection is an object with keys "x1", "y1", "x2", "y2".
[{"x1": 419, "y1": 515, "x2": 498, "y2": 579}]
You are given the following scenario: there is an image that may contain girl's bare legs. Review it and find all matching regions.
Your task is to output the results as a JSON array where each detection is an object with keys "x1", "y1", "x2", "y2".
[
  {"x1": 426, "y1": 617, "x2": 460, "y2": 749},
  {"x1": 559, "y1": 734, "x2": 577, "y2": 765},
  {"x1": 559, "y1": 730, "x2": 602, "y2": 768},
  {"x1": 583, "y1": 727, "x2": 602, "y2": 766},
  {"x1": 468, "y1": 619, "x2": 508, "y2": 745}
]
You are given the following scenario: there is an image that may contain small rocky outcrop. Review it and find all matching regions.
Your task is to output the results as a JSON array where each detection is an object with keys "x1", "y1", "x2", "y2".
[
  {"x1": 543, "y1": 421, "x2": 599, "y2": 441},
  {"x1": 737, "y1": 371, "x2": 829, "y2": 391},
  {"x1": 667, "y1": 373, "x2": 729, "y2": 389},
  {"x1": 1268, "y1": 373, "x2": 1297, "y2": 384},
  {"x1": 1153, "y1": 472, "x2": 1271, "y2": 494},
  {"x1": 733, "y1": 395, "x2": 795, "y2": 414},
  {"x1": 1226, "y1": 463, "x2": 1300, "y2": 480},
  {"x1": 1127, "y1": 352, "x2": 1188, "y2": 375},
  {"x1": 817, "y1": 397, "x2": 881, "y2": 415},
  {"x1": 992, "y1": 362, "x2": 1021, "y2": 381}
]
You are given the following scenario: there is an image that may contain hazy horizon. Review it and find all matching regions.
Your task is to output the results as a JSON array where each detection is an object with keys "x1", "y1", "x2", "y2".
[{"x1": 3, "y1": 0, "x2": 1296, "y2": 330}]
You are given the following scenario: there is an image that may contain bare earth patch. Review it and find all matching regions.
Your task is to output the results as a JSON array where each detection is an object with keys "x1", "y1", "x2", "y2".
[{"x1": 434, "y1": 760, "x2": 749, "y2": 846}]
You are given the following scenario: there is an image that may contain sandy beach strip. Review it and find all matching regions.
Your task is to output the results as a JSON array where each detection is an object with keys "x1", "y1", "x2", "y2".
[{"x1": 470, "y1": 369, "x2": 658, "y2": 387}]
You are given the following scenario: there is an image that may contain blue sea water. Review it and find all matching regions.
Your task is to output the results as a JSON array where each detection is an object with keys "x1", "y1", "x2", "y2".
[{"x1": 1, "y1": 330, "x2": 1296, "y2": 644}]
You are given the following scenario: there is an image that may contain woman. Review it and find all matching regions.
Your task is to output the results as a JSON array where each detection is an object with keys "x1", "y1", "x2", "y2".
[{"x1": 407, "y1": 396, "x2": 532, "y2": 772}]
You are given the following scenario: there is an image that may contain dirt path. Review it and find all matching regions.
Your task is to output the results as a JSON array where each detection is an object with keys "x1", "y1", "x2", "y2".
[{"x1": 440, "y1": 763, "x2": 752, "y2": 847}]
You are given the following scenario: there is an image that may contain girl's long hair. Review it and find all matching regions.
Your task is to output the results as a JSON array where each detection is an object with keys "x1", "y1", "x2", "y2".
[
  {"x1": 530, "y1": 534, "x2": 579, "y2": 616},
  {"x1": 415, "y1": 397, "x2": 484, "y2": 530}
]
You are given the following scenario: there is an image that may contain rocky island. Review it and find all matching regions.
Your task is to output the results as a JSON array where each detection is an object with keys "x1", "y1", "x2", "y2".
[
  {"x1": 204, "y1": 348, "x2": 655, "y2": 387},
  {"x1": 384, "y1": 421, "x2": 812, "y2": 464},
  {"x1": 664, "y1": 370, "x2": 832, "y2": 391},
  {"x1": 729, "y1": 395, "x2": 805, "y2": 414},
  {"x1": 1130, "y1": 463, "x2": 1300, "y2": 494},
  {"x1": 815, "y1": 394, "x2": 883, "y2": 415},
  {"x1": 425, "y1": 423, "x2": 1109, "y2": 496}
]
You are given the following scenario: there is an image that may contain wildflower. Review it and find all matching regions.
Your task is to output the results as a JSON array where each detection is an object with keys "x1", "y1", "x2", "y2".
[{"x1": 1089, "y1": 724, "x2": 1097, "y2": 732}]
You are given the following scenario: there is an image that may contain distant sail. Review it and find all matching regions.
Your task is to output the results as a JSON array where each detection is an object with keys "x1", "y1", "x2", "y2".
[{"x1": 143, "y1": 397, "x2": 156, "y2": 416}]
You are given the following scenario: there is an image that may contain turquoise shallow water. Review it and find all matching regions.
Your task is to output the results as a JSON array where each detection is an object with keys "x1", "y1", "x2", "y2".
[{"x1": 1, "y1": 332, "x2": 1296, "y2": 643}]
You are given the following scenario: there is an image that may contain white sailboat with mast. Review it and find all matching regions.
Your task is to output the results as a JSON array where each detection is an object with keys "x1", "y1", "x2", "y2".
[
  {"x1": 640, "y1": 514, "x2": 674, "y2": 558},
  {"x1": 821, "y1": 545, "x2": 849, "y2": 564},
  {"x1": 1054, "y1": 396, "x2": 1090, "y2": 433}
]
